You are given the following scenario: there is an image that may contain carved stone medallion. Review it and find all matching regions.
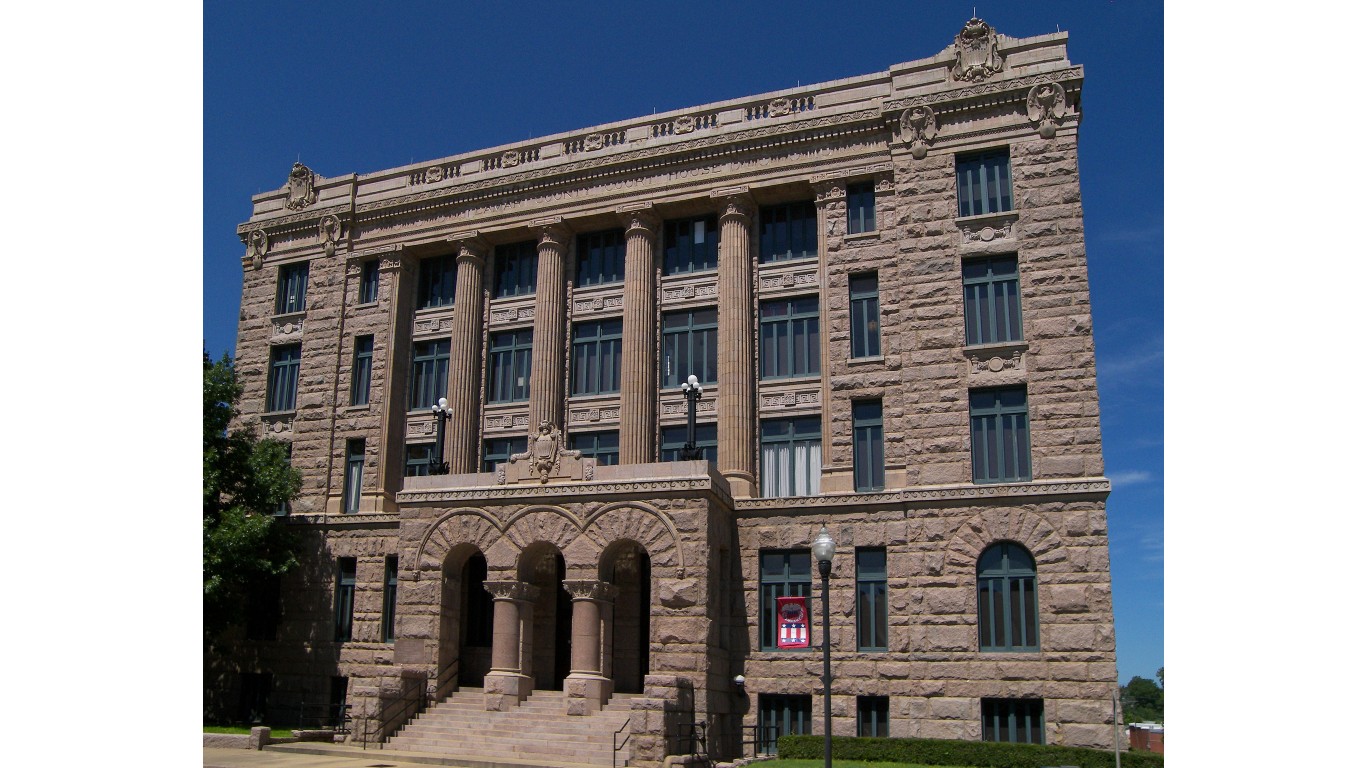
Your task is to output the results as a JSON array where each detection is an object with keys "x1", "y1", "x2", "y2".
[
  {"x1": 424, "y1": 166, "x2": 444, "y2": 183},
  {"x1": 900, "y1": 105, "x2": 938, "y2": 160},
  {"x1": 584, "y1": 133, "x2": 605, "y2": 151},
  {"x1": 501, "y1": 150, "x2": 521, "y2": 168},
  {"x1": 951, "y1": 18, "x2": 1004, "y2": 83},
  {"x1": 674, "y1": 115, "x2": 696, "y2": 134},
  {"x1": 769, "y1": 97, "x2": 792, "y2": 117},
  {"x1": 284, "y1": 162, "x2": 318, "y2": 210},
  {"x1": 1027, "y1": 81, "x2": 1066, "y2": 139},
  {"x1": 505, "y1": 421, "x2": 584, "y2": 484},
  {"x1": 318, "y1": 214, "x2": 342, "y2": 256}
]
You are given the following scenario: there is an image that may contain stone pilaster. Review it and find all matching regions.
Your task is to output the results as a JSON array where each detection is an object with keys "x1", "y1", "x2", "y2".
[
  {"x1": 529, "y1": 218, "x2": 570, "y2": 433},
  {"x1": 377, "y1": 247, "x2": 414, "y2": 506},
  {"x1": 563, "y1": 579, "x2": 618, "y2": 715},
  {"x1": 447, "y1": 232, "x2": 489, "y2": 474},
  {"x1": 713, "y1": 189, "x2": 757, "y2": 498},
  {"x1": 483, "y1": 580, "x2": 538, "y2": 711},
  {"x1": 813, "y1": 180, "x2": 845, "y2": 486},
  {"x1": 617, "y1": 204, "x2": 660, "y2": 465}
]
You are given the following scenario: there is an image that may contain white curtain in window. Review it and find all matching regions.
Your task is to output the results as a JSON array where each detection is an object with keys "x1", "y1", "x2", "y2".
[{"x1": 762, "y1": 440, "x2": 821, "y2": 497}]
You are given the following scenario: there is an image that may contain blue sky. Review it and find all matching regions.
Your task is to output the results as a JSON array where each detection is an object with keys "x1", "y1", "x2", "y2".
[{"x1": 203, "y1": 1, "x2": 1163, "y2": 684}]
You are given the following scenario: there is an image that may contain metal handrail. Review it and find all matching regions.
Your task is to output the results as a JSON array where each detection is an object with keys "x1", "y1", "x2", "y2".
[
  {"x1": 362, "y1": 678, "x2": 425, "y2": 750},
  {"x1": 432, "y1": 657, "x2": 460, "y2": 703},
  {"x1": 613, "y1": 718, "x2": 631, "y2": 768},
  {"x1": 744, "y1": 724, "x2": 780, "y2": 756}
]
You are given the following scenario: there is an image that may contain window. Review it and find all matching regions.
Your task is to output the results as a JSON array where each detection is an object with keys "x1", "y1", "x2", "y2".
[
  {"x1": 576, "y1": 229, "x2": 626, "y2": 287},
  {"x1": 760, "y1": 296, "x2": 820, "y2": 379},
  {"x1": 760, "y1": 201, "x2": 818, "y2": 263},
  {"x1": 847, "y1": 181, "x2": 876, "y2": 234},
  {"x1": 276, "y1": 262, "x2": 309, "y2": 315},
  {"x1": 359, "y1": 260, "x2": 379, "y2": 304},
  {"x1": 483, "y1": 437, "x2": 526, "y2": 473},
  {"x1": 410, "y1": 340, "x2": 450, "y2": 410},
  {"x1": 417, "y1": 254, "x2": 456, "y2": 308},
  {"x1": 957, "y1": 149, "x2": 1013, "y2": 217},
  {"x1": 570, "y1": 430, "x2": 619, "y2": 466},
  {"x1": 488, "y1": 329, "x2": 533, "y2": 403},
  {"x1": 857, "y1": 696, "x2": 889, "y2": 738},
  {"x1": 663, "y1": 216, "x2": 718, "y2": 274},
  {"x1": 343, "y1": 439, "x2": 364, "y2": 514},
  {"x1": 759, "y1": 550, "x2": 811, "y2": 650},
  {"x1": 963, "y1": 255, "x2": 1022, "y2": 346},
  {"x1": 382, "y1": 555, "x2": 399, "y2": 643},
  {"x1": 661, "y1": 308, "x2": 717, "y2": 387},
  {"x1": 334, "y1": 557, "x2": 356, "y2": 642},
  {"x1": 494, "y1": 240, "x2": 538, "y2": 298},
  {"x1": 350, "y1": 335, "x2": 373, "y2": 406},
  {"x1": 404, "y1": 443, "x2": 436, "y2": 477},
  {"x1": 329, "y1": 677, "x2": 349, "y2": 730},
  {"x1": 761, "y1": 417, "x2": 821, "y2": 497},
  {"x1": 853, "y1": 400, "x2": 884, "y2": 492},
  {"x1": 969, "y1": 387, "x2": 1031, "y2": 483},
  {"x1": 977, "y1": 542, "x2": 1039, "y2": 652},
  {"x1": 981, "y1": 698, "x2": 1044, "y2": 744},
  {"x1": 849, "y1": 272, "x2": 881, "y2": 358},
  {"x1": 856, "y1": 548, "x2": 888, "y2": 651},
  {"x1": 758, "y1": 694, "x2": 811, "y2": 754},
  {"x1": 267, "y1": 344, "x2": 301, "y2": 412},
  {"x1": 660, "y1": 423, "x2": 717, "y2": 463},
  {"x1": 571, "y1": 320, "x2": 622, "y2": 395},
  {"x1": 464, "y1": 554, "x2": 494, "y2": 646}
]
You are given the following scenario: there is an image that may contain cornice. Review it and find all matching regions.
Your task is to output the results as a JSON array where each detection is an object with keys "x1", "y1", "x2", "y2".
[
  {"x1": 398, "y1": 476, "x2": 734, "y2": 506},
  {"x1": 880, "y1": 66, "x2": 1084, "y2": 115},
  {"x1": 735, "y1": 478, "x2": 1110, "y2": 512},
  {"x1": 236, "y1": 203, "x2": 353, "y2": 240}
]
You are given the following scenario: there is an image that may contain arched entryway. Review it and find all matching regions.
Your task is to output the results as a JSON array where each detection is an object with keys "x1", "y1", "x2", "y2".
[
  {"x1": 519, "y1": 542, "x2": 573, "y2": 691},
  {"x1": 602, "y1": 541, "x2": 651, "y2": 694},
  {"x1": 439, "y1": 545, "x2": 496, "y2": 688}
]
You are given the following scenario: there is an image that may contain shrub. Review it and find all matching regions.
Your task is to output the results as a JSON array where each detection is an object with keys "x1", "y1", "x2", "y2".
[{"x1": 777, "y1": 734, "x2": 1164, "y2": 768}]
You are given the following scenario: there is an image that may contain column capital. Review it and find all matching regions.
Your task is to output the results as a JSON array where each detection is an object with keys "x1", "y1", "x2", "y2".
[
  {"x1": 562, "y1": 579, "x2": 619, "y2": 602},
  {"x1": 616, "y1": 202, "x2": 660, "y2": 235},
  {"x1": 531, "y1": 216, "x2": 572, "y2": 252},
  {"x1": 712, "y1": 186, "x2": 755, "y2": 222},
  {"x1": 484, "y1": 579, "x2": 538, "y2": 602},
  {"x1": 448, "y1": 230, "x2": 490, "y2": 265}
]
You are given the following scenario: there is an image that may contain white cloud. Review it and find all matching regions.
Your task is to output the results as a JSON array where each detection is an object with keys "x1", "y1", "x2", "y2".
[{"x1": 1109, "y1": 469, "x2": 1154, "y2": 487}]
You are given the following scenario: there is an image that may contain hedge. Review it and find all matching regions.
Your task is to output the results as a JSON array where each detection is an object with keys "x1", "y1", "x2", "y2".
[{"x1": 777, "y1": 734, "x2": 1164, "y2": 768}]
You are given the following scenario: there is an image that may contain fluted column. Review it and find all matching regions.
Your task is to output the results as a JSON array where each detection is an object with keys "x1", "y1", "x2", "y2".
[
  {"x1": 563, "y1": 579, "x2": 617, "y2": 715},
  {"x1": 617, "y1": 204, "x2": 660, "y2": 465},
  {"x1": 483, "y1": 580, "x2": 537, "y2": 711},
  {"x1": 447, "y1": 232, "x2": 489, "y2": 474},
  {"x1": 714, "y1": 189, "x2": 757, "y2": 497},
  {"x1": 529, "y1": 218, "x2": 570, "y2": 432}
]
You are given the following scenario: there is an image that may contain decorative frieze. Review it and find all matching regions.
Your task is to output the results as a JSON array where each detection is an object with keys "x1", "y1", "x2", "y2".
[
  {"x1": 261, "y1": 412, "x2": 294, "y2": 436},
  {"x1": 745, "y1": 95, "x2": 815, "y2": 120},
  {"x1": 660, "y1": 282, "x2": 719, "y2": 305},
  {"x1": 759, "y1": 389, "x2": 821, "y2": 411},
  {"x1": 651, "y1": 113, "x2": 717, "y2": 138},
  {"x1": 569, "y1": 406, "x2": 621, "y2": 424},
  {"x1": 271, "y1": 313, "x2": 304, "y2": 339},
  {"x1": 413, "y1": 312, "x2": 454, "y2": 337},
  {"x1": 758, "y1": 268, "x2": 819, "y2": 292},
  {"x1": 407, "y1": 414, "x2": 438, "y2": 438},
  {"x1": 409, "y1": 164, "x2": 458, "y2": 186},
  {"x1": 572, "y1": 295, "x2": 625, "y2": 316},
  {"x1": 489, "y1": 305, "x2": 536, "y2": 325},
  {"x1": 957, "y1": 212, "x2": 1019, "y2": 248},
  {"x1": 659, "y1": 399, "x2": 716, "y2": 418},
  {"x1": 565, "y1": 131, "x2": 627, "y2": 154},
  {"x1": 484, "y1": 413, "x2": 532, "y2": 431},
  {"x1": 969, "y1": 349, "x2": 1026, "y2": 375}
]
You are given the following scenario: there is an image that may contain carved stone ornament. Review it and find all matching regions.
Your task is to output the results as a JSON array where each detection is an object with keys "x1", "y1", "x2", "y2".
[
  {"x1": 769, "y1": 97, "x2": 792, "y2": 117},
  {"x1": 674, "y1": 115, "x2": 696, "y2": 134},
  {"x1": 424, "y1": 166, "x2": 444, "y2": 183},
  {"x1": 284, "y1": 162, "x2": 318, "y2": 210},
  {"x1": 951, "y1": 18, "x2": 1004, "y2": 83},
  {"x1": 1027, "y1": 81, "x2": 1067, "y2": 139},
  {"x1": 318, "y1": 214, "x2": 342, "y2": 256},
  {"x1": 900, "y1": 105, "x2": 938, "y2": 160},
  {"x1": 248, "y1": 229, "x2": 268, "y2": 269},
  {"x1": 502, "y1": 150, "x2": 521, "y2": 168},
  {"x1": 507, "y1": 421, "x2": 582, "y2": 484},
  {"x1": 584, "y1": 133, "x2": 605, "y2": 151}
]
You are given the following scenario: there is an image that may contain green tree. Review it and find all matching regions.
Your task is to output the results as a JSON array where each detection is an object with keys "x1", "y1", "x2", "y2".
[
  {"x1": 204, "y1": 352, "x2": 301, "y2": 635},
  {"x1": 1121, "y1": 671, "x2": 1164, "y2": 724}
]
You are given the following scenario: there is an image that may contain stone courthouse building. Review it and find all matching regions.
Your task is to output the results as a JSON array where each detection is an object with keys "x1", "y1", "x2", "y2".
[{"x1": 209, "y1": 18, "x2": 1119, "y2": 766}]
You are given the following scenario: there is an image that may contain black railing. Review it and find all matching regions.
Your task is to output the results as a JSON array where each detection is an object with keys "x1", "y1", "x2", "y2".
[
  {"x1": 613, "y1": 718, "x2": 631, "y2": 768},
  {"x1": 744, "y1": 724, "x2": 780, "y2": 756},
  {"x1": 287, "y1": 702, "x2": 351, "y2": 732},
  {"x1": 671, "y1": 721, "x2": 707, "y2": 760},
  {"x1": 361, "y1": 676, "x2": 426, "y2": 750},
  {"x1": 432, "y1": 658, "x2": 460, "y2": 702}
]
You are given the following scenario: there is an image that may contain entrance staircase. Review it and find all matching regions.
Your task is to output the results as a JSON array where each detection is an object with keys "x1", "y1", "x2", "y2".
[{"x1": 383, "y1": 688, "x2": 638, "y2": 768}]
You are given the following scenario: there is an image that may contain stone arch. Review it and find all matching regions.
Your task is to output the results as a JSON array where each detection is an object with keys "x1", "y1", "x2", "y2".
[
  {"x1": 416, "y1": 508, "x2": 504, "y2": 575},
  {"x1": 503, "y1": 504, "x2": 584, "y2": 557},
  {"x1": 583, "y1": 501, "x2": 685, "y2": 578},
  {"x1": 517, "y1": 539, "x2": 573, "y2": 690},
  {"x1": 942, "y1": 509, "x2": 1068, "y2": 578}
]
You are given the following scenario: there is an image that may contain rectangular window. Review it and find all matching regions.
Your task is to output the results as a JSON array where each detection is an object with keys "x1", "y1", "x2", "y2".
[
  {"x1": 570, "y1": 430, "x2": 619, "y2": 466},
  {"x1": 759, "y1": 201, "x2": 818, "y2": 263},
  {"x1": 857, "y1": 695, "x2": 890, "y2": 738},
  {"x1": 571, "y1": 320, "x2": 622, "y2": 395},
  {"x1": 382, "y1": 555, "x2": 399, "y2": 643},
  {"x1": 275, "y1": 261, "x2": 309, "y2": 315},
  {"x1": 417, "y1": 254, "x2": 457, "y2": 309},
  {"x1": 760, "y1": 417, "x2": 821, "y2": 498},
  {"x1": 359, "y1": 260, "x2": 379, "y2": 304},
  {"x1": 981, "y1": 698, "x2": 1044, "y2": 745},
  {"x1": 853, "y1": 400, "x2": 885, "y2": 492},
  {"x1": 575, "y1": 229, "x2": 626, "y2": 287},
  {"x1": 494, "y1": 240, "x2": 538, "y2": 298},
  {"x1": 404, "y1": 443, "x2": 435, "y2": 477},
  {"x1": 760, "y1": 296, "x2": 821, "y2": 379},
  {"x1": 410, "y1": 339, "x2": 451, "y2": 410},
  {"x1": 849, "y1": 272, "x2": 881, "y2": 359},
  {"x1": 343, "y1": 439, "x2": 364, "y2": 514},
  {"x1": 963, "y1": 255, "x2": 1023, "y2": 346},
  {"x1": 660, "y1": 423, "x2": 718, "y2": 463},
  {"x1": 957, "y1": 149, "x2": 1013, "y2": 217},
  {"x1": 661, "y1": 308, "x2": 718, "y2": 387},
  {"x1": 856, "y1": 548, "x2": 888, "y2": 651},
  {"x1": 663, "y1": 216, "x2": 718, "y2": 275},
  {"x1": 759, "y1": 550, "x2": 811, "y2": 650},
  {"x1": 350, "y1": 335, "x2": 373, "y2": 406},
  {"x1": 488, "y1": 329, "x2": 533, "y2": 403},
  {"x1": 847, "y1": 181, "x2": 876, "y2": 235},
  {"x1": 757, "y1": 694, "x2": 811, "y2": 754},
  {"x1": 970, "y1": 387, "x2": 1031, "y2": 483},
  {"x1": 334, "y1": 557, "x2": 356, "y2": 642},
  {"x1": 267, "y1": 344, "x2": 301, "y2": 412},
  {"x1": 328, "y1": 677, "x2": 349, "y2": 730},
  {"x1": 483, "y1": 437, "x2": 527, "y2": 473}
]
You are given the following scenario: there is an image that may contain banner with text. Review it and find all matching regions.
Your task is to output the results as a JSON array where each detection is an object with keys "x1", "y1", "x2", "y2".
[{"x1": 776, "y1": 596, "x2": 810, "y2": 649}]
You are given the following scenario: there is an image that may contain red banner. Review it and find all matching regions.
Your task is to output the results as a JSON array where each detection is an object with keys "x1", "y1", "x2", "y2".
[{"x1": 776, "y1": 596, "x2": 810, "y2": 648}]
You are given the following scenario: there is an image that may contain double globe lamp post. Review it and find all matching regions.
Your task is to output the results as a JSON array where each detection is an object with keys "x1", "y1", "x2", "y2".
[{"x1": 812, "y1": 525, "x2": 836, "y2": 768}]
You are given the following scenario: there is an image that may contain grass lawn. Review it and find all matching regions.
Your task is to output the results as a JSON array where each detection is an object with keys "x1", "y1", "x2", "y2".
[
  {"x1": 764, "y1": 761, "x2": 973, "y2": 768},
  {"x1": 203, "y1": 725, "x2": 296, "y2": 738}
]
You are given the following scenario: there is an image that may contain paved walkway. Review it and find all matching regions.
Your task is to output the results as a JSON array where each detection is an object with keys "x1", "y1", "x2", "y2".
[{"x1": 204, "y1": 744, "x2": 480, "y2": 768}]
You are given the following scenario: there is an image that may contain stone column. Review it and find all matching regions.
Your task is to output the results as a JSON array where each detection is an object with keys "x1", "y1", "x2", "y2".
[
  {"x1": 447, "y1": 232, "x2": 489, "y2": 474},
  {"x1": 483, "y1": 580, "x2": 537, "y2": 711},
  {"x1": 563, "y1": 580, "x2": 618, "y2": 715},
  {"x1": 617, "y1": 204, "x2": 660, "y2": 465},
  {"x1": 713, "y1": 189, "x2": 757, "y2": 498},
  {"x1": 528, "y1": 218, "x2": 570, "y2": 432},
  {"x1": 813, "y1": 180, "x2": 845, "y2": 484}
]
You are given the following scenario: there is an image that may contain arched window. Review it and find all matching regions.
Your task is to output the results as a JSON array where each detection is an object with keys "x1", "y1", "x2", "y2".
[{"x1": 977, "y1": 542, "x2": 1039, "y2": 651}]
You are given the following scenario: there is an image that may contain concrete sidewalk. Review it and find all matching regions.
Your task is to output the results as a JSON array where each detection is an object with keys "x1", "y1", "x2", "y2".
[{"x1": 204, "y1": 742, "x2": 601, "y2": 768}]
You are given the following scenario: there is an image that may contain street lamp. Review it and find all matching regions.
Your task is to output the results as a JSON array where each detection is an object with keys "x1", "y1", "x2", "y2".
[
  {"x1": 811, "y1": 525, "x2": 836, "y2": 768},
  {"x1": 429, "y1": 397, "x2": 452, "y2": 474},
  {"x1": 680, "y1": 374, "x2": 703, "y2": 460}
]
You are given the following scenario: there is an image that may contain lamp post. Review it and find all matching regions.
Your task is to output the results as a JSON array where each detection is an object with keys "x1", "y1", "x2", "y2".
[
  {"x1": 680, "y1": 374, "x2": 703, "y2": 460},
  {"x1": 430, "y1": 397, "x2": 452, "y2": 474},
  {"x1": 811, "y1": 525, "x2": 836, "y2": 768}
]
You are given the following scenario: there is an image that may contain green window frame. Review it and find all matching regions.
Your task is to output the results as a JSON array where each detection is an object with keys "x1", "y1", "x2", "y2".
[
  {"x1": 571, "y1": 320, "x2": 622, "y2": 395},
  {"x1": 569, "y1": 430, "x2": 619, "y2": 466},
  {"x1": 483, "y1": 437, "x2": 527, "y2": 473},
  {"x1": 417, "y1": 254, "x2": 456, "y2": 308},
  {"x1": 759, "y1": 549, "x2": 811, "y2": 651},
  {"x1": 855, "y1": 547, "x2": 888, "y2": 651},
  {"x1": 977, "y1": 541, "x2": 1039, "y2": 652},
  {"x1": 849, "y1": 272, "x2": 881, "y2": 358},
  {"x1": 382, "y1": 555, "x2": 399, "y2": 643},
  {"x1": 663, "y1": 215, "x2": 718, "y2": 275},
  {"x1": 969, "y1": 386, "x2": 1031, "y2": 483},
  {"x1": 758, "y1": 694, "x2": 811, "y2": 754},
  {"x1": 661, "y1": 308, "x2": 717, "y2": 386},
  {"x1": 276, "y1": 261, "x2": 309, "y2": 315},
  {"x1": 957, "y1": 149, "x2": 1013, "y2": 217},
  {"x1": 494, "y1": 240, "x2": 538, "y2": 298},
  {"x1": 759, "y1": 200, "x2": 818, "y2": 263},
  {"x1": 334, "y1": 557, "x2": 356, "y2": 642},
  {"x1": 488, "y1": 329, "x2": 533, "y2": 403},
  {"x1": 359, "y1": 260, "x2": 379, "y2": 304},
  {"x1": 760, "y1": 416, "x2": 822, "y2": 498},
  {"x1": 857, "y1": 695, "x2": 889, "y2": 738},
  {"x1": 343, "y1": 438, "x2": 364, "y2": 514},
  {"x1": 267, "y1": 344, "x2": 301, "y2": 413},
  {"x1": 410, "y1": 339, "x2": 450, "y2": 411},
  {"x1": 350, "y1": 335, "x2": 373, "y2": 406},
  {"x1": 963, "y1": 255, "x2": 1023, "y2": 346},
  {"x1": 404, "y1": 443, "x2": 435, "y2": 477},
  {"x1": 853, "y1": 400, "x2": 884, "y2": 492},
  {"x1": 847, "y1": 181, "x2": 876, "y2": 234},
  {"x1": 981, "y1": 698, "x2": 1044, "y2": 744},
  {"x1": 660, "y1": 423, "x2": 717, "y2": 463},
  {"x1": 575, "y1": 229, "x2": 626, "y2": 287},
  {"x1": 760, "y1": 296, "x2": 821, "y2": 379}
]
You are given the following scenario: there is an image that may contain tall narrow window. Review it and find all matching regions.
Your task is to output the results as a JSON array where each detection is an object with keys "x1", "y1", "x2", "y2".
[
  {"x1": 663, "y1": 216, "x2": 718, "y2": 274},
  {"x1": 359, "y1": 260, "x2": 379, "y2": 304},
  {"x1": 760, "y1": 296, "x2": 821, "y2": 379},
  {"x1": 758, "y1": 695, "x2": 812, "y2": 754},
  {"x1": 849, "y1": 272, "x2": 881, "y2": 358},
  {"x1": 570, "y1": 430, "x2": 619, "y2": 466},
  {"x1": 853, "y1": 400, "x2": 885, "y2": 492},
  {"x1": 759, "y1": 201, "x2": 818, "y2": 263},
  {"x1": 417, "y1": 254, "x2": 457, "y2": 308},
  {"x1": 857, "y1": 696, "x2": 889, "y2": 737},
  {"x1": 575, "y1": 229, "x2": 626, "y2": 287},
  {"x1": 464, "y1": 554, "x2": 494, "y2": 646},
  {"x1": 483, "y1": 437, "x2": 527, "y2": 473},
  {"x1": 660, "y1": 423, "x2": 718, "y2": 463},
  {"x1": 343, "y1": 439, "x2": 364, "y2": 514},
  {"x1": 963, "y1": 255, "x2": 1023, "y2": 346},
  {"x1": 969, "y1": 387, "x2": 1031, "y2": 483},
  {"x1": 847, "y1": 181, "x2": 876, "y2": 234},
  {"x1": 977, "y1": 542, "x2": 1039, "y2": 652},
  {"x1": 488, "y1": 329, "x2": 533, "y2": 403},
  {"x1": 957, "y1": 149, "x2": 1013, "y2": 217},
  {"x1": 404, "y1": 443, "x2": 435, "y2": 477},
  {"x1": 382, "y1": 555, "x2": 399, "y2": 642},
  {"x1": 981, "y1": 698, "x2": 1044, "y2": 744},
  {"x1": 334, "y1": 557, "x2": 356, "y2": 642},
  {"x1": 856, "y1": 548, "x2": 888, "y2": 651},
  {"x1": 661, "y1": 308, "x2": 717, "y2": 387},
  {"x1": 276, "y1": 261, "x2": 309, "y2": 314},
  {"x1": 350, "y1": 335, "x2": 373, "y2": 406},
  {"x1": 410, "y1": 340, "x2": 451, "y2": 410},
  {"x1": 494, "y1": 240, "x2": 538, "y2": 298},
  {"x1": 571, "y1": 320, "x2": 622, "y2": 395},
  {"x1": 760, "y1": 417, "x2": 821, "y2": 497},
  {"x1": 267, "y1": 344, "x2": 301, "y2": 412},
  {"x1": 328, "y1": 677, "x2": 349, "y2": 729},
  {"x1": 759, "y1": 550, "x2": 811, "y2": 650}
]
